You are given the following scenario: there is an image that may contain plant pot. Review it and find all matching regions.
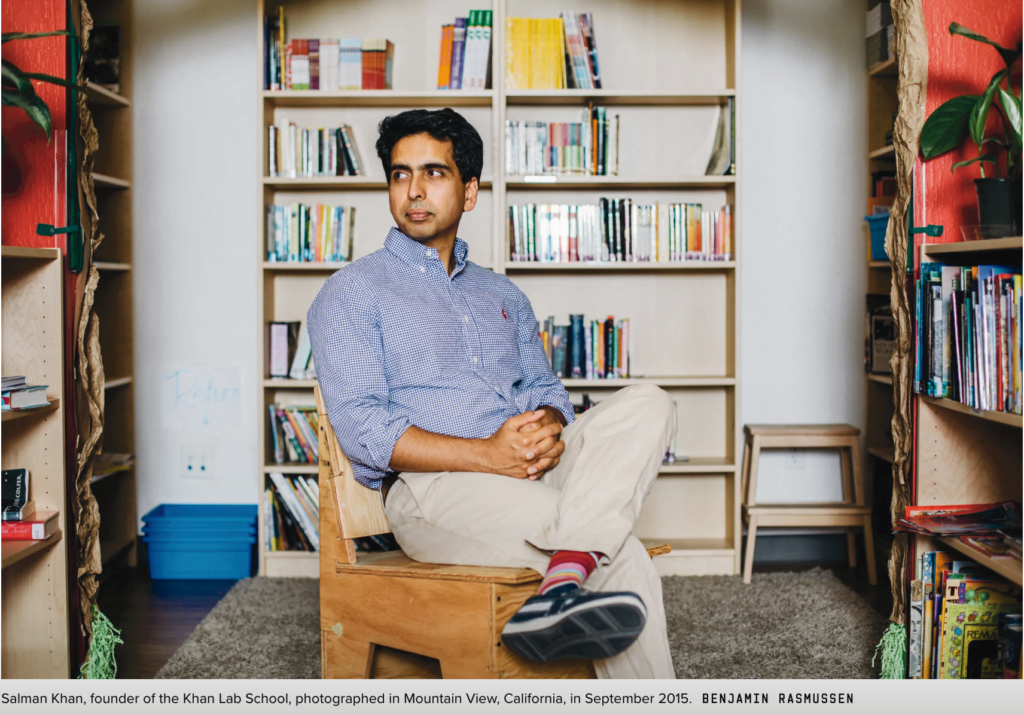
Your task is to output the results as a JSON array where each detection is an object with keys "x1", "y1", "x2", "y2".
[{"x1": 973, "y1": 177, "x2": 1022, "y2": 238}]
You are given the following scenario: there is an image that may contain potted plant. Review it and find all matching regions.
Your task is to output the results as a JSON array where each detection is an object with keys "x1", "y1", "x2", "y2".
[{"x1": 920, "y1": 23, "x2": 1022, "y2": 238}]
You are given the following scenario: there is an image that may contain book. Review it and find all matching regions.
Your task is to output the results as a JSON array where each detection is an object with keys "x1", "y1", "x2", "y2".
[
  {"x1": 436, "y1": 24, "x2": 454, "y2": 89},
  {"x1": 269, "y1": 122, "x2": 363, "y2": 178},
  {"x1": 266, "y1": 202, "x2": 355, "y2": 263},
  {"x1": 504, "y1": 107, "x2": 612, "y2": 177},
  {"x1": 1, "y1": 376, "x2": 27, "y2": 390},
  {"x1": 289, "y1": 326, "x2": 314, "y2": 380},
  {"x1": 505, "y1": 13, "x2": 601, "y2": 90},
  {"x1": 705, "y1": 98, "x2": 735, "y2": 176},
  {"x1": 339, "y1": 38, "x2": 363, "y2": 89},
  {"x1": 2, "y1": 469, "x2": 31, "y2": 521},
  {"x1": 450, "y1": 18, "x2": 468, "y2": 90},
  {"x1": 538, "y1": 315, "x2": 631, "y2": 379},
  {"x1": 1, "y1": 384, "x2": 50, "y2": 411},
  {"x1": 268, "y1": 472, "x2": 319, "y2": 550},
  {"x1": 897, "y1": 501, "x2": 1022, "y2": 536},
  {"x1": 939, "y1": 577, "x2": 1022, "y2": 679},
  {"x1": 268, "y1": 321, "x2": 300, "y2": 378},
  {"x1": 1, "y1": 510, "x2": 58, "y2": 540}
]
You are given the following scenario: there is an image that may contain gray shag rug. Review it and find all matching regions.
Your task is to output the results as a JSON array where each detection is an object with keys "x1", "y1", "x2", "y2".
[{"x1": 156, "y1": 568, "x2": 884, "y2": 679}]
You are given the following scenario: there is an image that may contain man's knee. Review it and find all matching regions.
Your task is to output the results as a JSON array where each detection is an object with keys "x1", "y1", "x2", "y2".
[{"x1": 622, "y1": 384, "x2": 674, "y2": 422}]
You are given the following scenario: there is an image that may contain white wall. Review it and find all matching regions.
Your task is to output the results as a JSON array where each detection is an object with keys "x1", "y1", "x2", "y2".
[{"x1": 132, "y1": 0, "x2": 867, "y2": 520}]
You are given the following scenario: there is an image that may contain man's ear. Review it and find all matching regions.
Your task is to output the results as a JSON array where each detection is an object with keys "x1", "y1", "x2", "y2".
[{"x1": 463, "y1": 177, "x2": 479, "y2": 212}]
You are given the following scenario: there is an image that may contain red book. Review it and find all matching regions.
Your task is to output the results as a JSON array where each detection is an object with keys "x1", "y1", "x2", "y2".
[{"x1": 1, "y1": 510, "x2": 58, "y2": 540}]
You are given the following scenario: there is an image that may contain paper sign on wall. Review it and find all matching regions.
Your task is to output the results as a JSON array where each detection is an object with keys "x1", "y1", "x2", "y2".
[{"x1": 161, "y1": 365, "x2": 242, "y2": 430}]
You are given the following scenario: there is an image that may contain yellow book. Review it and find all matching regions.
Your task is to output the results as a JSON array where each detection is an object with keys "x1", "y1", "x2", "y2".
[{"x1": 555, "y1": 18, "x2": 567, "y2": 89}]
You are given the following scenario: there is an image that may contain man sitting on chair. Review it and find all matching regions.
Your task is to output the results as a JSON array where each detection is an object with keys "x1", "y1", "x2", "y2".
[{"x1": 307, "y1": 108, "x2": 676, "y2": 679}]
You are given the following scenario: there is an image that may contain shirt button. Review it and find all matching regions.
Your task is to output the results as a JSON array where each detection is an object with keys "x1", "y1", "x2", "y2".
[
  {"x1": 472, "y1": 357, "x2": 479, "y2": 363},
  {"x1": 464, "y1": 316, "x2": 469, "y2": 322},
  {"x1": 419, "y1": 266, "x2": 425, "y2": 272}
]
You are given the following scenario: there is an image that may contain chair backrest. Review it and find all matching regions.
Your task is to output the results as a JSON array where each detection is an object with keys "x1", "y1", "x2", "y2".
[{"x1": 315, "y1": 386, "x2": 391, "y2": 561}]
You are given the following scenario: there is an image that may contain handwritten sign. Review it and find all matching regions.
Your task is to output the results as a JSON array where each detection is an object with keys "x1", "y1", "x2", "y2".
[{"x1": 161, "y1": 365, "x2": 242, "y2": 430}]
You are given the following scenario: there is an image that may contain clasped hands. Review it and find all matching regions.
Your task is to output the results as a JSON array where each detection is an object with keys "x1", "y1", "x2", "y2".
[{"x1": 484, "y1": 407, "x2": 566, "y2": 481}]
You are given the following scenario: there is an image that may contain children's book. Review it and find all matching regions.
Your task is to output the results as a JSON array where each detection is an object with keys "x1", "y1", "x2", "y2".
[{"x1": 939, "y1": 577, "x2": 1022, "y2": 679}]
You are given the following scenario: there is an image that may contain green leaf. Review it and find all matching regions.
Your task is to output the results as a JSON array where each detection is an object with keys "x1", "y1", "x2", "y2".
[
  {"x1": 950, "y1": 154, "x2": 998, "y2": 173},
  {"x1": 921, "y1": 95, "x2": 978, "y2": 159},
  {"x1": 970, "y1": 70, "x2": 1008, "y2": 148},
  {"x1": 20, "y1": 72, "x2": 82, "y2": 91},
  {"x1": 2, "y1": 30, "x2": 75, "y2": 44},
  {"x1": 1, "y1": 60, "x2": 32, "y2": 94},
  {"x1": 998, "y1": 86, "x2": 1022, "y2": 146},
  {"x1": 1, "y1": 88, "x2": 51, "y2": 140},
  {"x1": 949, "y1": 23, "x2": 1022, "y2": 68}
]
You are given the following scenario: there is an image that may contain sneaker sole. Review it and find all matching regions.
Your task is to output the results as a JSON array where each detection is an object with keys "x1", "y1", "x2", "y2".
[{"x1": 501, "y1": 598, "x2": 646, "y2": 663}]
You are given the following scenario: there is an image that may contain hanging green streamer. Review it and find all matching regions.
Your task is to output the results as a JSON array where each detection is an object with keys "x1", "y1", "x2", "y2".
[
  {"x1": 872, "y1": 621, "x2": 906, "y2": 679},
  {"x1": 79, "y1": 605, "x2": 123, "y2": 679}
]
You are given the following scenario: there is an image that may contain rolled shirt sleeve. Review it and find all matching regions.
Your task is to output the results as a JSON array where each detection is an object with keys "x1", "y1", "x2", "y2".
[
  {"x1": 511, "y1": 287, "x2": 576, "y2": 426},
  {"x1": 307, "y1": 271, "x2": 411, "y2": 488}
]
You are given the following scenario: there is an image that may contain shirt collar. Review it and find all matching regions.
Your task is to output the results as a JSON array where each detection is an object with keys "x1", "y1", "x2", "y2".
[{"x1": 384, "y1": 227, "x2": 470, "y2": 275}]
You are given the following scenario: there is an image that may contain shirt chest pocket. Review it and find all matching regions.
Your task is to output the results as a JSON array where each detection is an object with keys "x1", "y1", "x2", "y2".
[{"x1": 469, "y1": 296, "x2": 520, "y2": 369}]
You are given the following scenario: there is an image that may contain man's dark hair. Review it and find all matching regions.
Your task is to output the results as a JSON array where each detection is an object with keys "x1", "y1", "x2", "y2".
[{"x1": 376, "y1": 108, "x2": 483, "y2": 184}]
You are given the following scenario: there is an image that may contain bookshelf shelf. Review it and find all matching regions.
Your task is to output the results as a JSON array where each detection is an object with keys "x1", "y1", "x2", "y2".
[
  {"x1": 504, "y1": 176, "x2": 736, "y2": 190},
  {"x1": 263, "y1": 89, "x2": 494, "y2": 107},
  {"x1": 922, "y1": 236, "x2": 1022, "y2": 255},
  {"x1": 1, "y1": 529, "x2": 63, "y2": 571},
  {"x1": 1, "y1": 398, "x2": 60, "y2": 422},
  {"x1": 867, "y1": 58, "x2": 897, "y2": 77},
  {"x1": 264, "y1": 176, "x2": 494, "y2": 190},
  {"x1": 867, "y1": 373, "x2": 892, "y2": 386},
  {"x1": 562, "y1": 377, "x2": 735, "y2": 388},
  {"x1": 103, "y1": 376, "x2": 133, "y2": 390},
  {"x1": 867, "y1": 446, "x2": 894, "y2": 463},
  {"x1": 868, "y1": 260, "x2": 889, "y2": 270},
  {"x1": 505, "y1": 90, "x2": 734, "y2": 106},
  {"x1": 255, "y1": 0, "x2": 742, "y2": 578},
  {"x1": 1, "y1": 245, "x2": 61, "y2": 261},
  {"x1": 868, "y1": 145, "x2": 895, "y2": 160},
  {"x1": 919, "y1": 395, "x2": 1022, "y2": 428},
  {"x1": 505, "y1": 261, "x2": 735, "y2": 273},
  {"x1": 94, "y1": 261, "x2": 131, "y2": 272},
  {"x1": 938, "y1": 537, "x2": 1023, "y2": 586},
  {"x1": 84, "y1": 81, "x2": 130, "y2": 107},
  {"x1": 91, "y1": 463, "x2": 134, "y2": 486},
  {"x1": 92, "y1": 172, "x2": 131, "y2": 190}
]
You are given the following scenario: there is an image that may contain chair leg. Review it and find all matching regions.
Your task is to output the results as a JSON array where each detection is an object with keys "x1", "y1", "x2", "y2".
[
  {"x1": 846, "y1": 530, "x2": 857, "y2": 568},
  {"x1": 322, "y1": 631, "x2": 375, "y2": 679},
  {"x1": 740, "y1": 437, "x2": 752, "y2": 504},
  {"x1": 862, "y1": 516, "x2": 878, "y2": 586},
  {"x1": 743, "y1": 516, "x2": 758, "y2": 584}
]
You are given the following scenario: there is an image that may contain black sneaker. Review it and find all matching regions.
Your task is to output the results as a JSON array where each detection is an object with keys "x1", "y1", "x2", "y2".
[{"x1": 501, "y1": 590, "x2": 646, "y2": 662}]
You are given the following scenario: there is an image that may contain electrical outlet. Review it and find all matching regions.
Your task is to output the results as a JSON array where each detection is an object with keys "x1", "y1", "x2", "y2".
[
  {"x1": 786, "y1": 449, "x2": 806, "y2": 470},
  {"x1": 181, "y1": 445, "x2": 214, "y2": 479}
]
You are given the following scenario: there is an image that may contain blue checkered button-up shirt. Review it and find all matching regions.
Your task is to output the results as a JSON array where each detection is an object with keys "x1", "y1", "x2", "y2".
[{"x1": 307, "y1": 228, "x2": 575, "y2": 489}]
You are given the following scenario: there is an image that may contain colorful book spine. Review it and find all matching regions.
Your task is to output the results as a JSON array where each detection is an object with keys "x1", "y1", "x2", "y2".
[{"x1": 450, "y1": 18, "x2": 468, "y2": 90}]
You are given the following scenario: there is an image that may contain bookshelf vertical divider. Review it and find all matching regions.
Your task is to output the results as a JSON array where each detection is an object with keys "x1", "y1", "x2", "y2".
[{"x1": 257, "y1": 0, "x2": 742, "y2": 578}]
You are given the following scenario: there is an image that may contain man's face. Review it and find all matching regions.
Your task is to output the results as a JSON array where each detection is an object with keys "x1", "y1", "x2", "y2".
[{"x1": 387, "y1": 132, "x2": 478, "y2": 243}]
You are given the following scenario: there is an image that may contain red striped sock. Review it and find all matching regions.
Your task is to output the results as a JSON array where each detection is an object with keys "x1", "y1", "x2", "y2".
[{"x1": 537, "y1": 550, "x2": 602, "y2": 596}]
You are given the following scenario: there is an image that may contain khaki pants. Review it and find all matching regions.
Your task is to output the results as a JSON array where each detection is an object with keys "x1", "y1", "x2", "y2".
[{"x1": 385, "y1": 383, "x2": 677, "y2": 679}]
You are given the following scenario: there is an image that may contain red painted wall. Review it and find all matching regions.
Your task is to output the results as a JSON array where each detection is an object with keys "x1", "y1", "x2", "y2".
[
  {"x1": 1, "y1": 0, "x2": 67, "y2": 249},
  {"x1": 913, "y1": 0, "x2": 1022, "y2": 255}
]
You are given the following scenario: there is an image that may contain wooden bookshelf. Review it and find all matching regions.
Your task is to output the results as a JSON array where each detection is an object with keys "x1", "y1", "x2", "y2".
[
  {"x1": 1, "y1": 246, "x2": 70, "y2": 679},
  {"x1": 87, "y1": 0, "x2": 138, "y2": 569},
  {"x1": 256, "y1": 0, "x2": 742, "y2": 578},
  {"x1": 914, "y1": 235, "x2": 1023, "y2": 595}
]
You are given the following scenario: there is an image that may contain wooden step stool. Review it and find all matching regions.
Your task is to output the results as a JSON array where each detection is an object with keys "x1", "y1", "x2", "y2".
[
  {"x1": 314, "y1": 386, "x2": 670, "y2": 679},
  {"x1": 740, "y1": 424, "x2": 876, "y2": 586}
]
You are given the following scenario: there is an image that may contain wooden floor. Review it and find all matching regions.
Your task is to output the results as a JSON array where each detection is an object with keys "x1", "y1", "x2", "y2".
[
  {"x1": 97, "y1": 555, "x2": 891, "y2": 679},
  {"x1": 96, "y1": 567, "x2": 238, "y2": 679}
]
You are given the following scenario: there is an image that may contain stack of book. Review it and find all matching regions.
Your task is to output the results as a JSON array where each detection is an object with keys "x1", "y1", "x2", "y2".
[
  {"x1": 914, "y1": 262, "x2": 1021, "y2": 415},
  {"x1": 668, "y1": 203, "x2": 733, "y2": 262},
  {"x1": 268, "y1": 122, "x2": 363, "y2": 178},
  {"x1": 865, "y1": 1, "x2": 894, "y2": 68},
  {"x1": 268, "y1": 404, "x2": 320, "y2": 466},
  {"x1": 897, "y1": 501, "x2": 1021, "y2": 537},
  {"x1": 436, "y1": 11, "x2": 493, "y2": 90},
  {"x1": 505, "y1": 13, "x2": 601, "y2": 90},
  {"x1": 263, "y1": 8, "x2": 393, "y2": 90},
  {"x1": 1, "y1": 468, "x2": 58, "y2": 540},
  {"x1": 266, "y1": 203, "x2": 355, "y2": 264},
  {"x1": 1, "y1": 376, "x2": 50, "y2": 412},
  {"x1": 265, "y1": 472, "x2": 319, "y2": 551},
  {"x1": 505, "y1": 107, "x2": 618, "y2": 176},
  {"x1": 541, "y1": 315, "x2": 629, "y2": 380},
  {"x1": 907, "y1": 544, "x2": 1022, "y2": 679}
]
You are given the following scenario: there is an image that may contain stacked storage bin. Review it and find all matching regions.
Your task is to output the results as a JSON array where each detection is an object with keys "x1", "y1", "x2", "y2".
[{"x1": 141, "y1": 504, "x2": 258, "y2": 579}]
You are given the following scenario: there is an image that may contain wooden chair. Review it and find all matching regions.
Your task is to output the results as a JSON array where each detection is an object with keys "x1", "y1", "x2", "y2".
[
  {"x1": 740, "y1": 424, "x2": 876, "y2": 586},
  {"x1": 314, "y1": 386, "x2": 670, "y2": 679}
]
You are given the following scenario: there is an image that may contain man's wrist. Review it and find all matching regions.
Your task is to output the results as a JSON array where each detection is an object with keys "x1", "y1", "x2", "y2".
[{"x1": 539, "y1": 404, "x2": 567, "y2": 427}]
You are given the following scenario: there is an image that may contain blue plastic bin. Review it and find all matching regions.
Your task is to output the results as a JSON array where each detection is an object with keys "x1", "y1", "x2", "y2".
[
  {"x1": 140, "y1": 504, "x2": 257, "y2": 580},
  {"x1": 864, "y1": 213, "x2": 890, "y2": 260}
]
